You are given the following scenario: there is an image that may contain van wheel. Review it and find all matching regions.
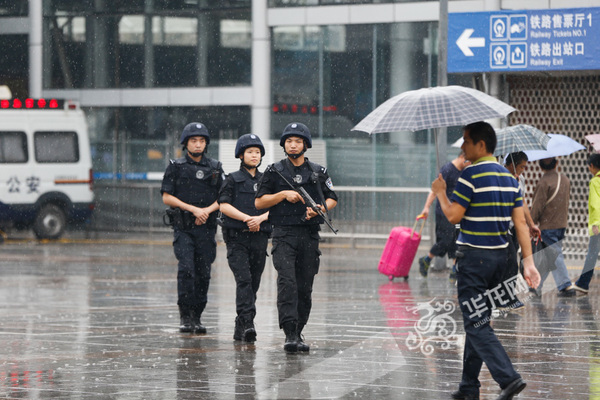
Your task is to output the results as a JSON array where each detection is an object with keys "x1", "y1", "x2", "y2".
[{"x1": 33, "y1": 204, "x2": 66, "y2": 239}]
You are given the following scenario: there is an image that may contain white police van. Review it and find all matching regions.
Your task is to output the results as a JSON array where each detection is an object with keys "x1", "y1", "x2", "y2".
[{"x1": 0, "y1": 98, "x2": 95, "y2": 239}]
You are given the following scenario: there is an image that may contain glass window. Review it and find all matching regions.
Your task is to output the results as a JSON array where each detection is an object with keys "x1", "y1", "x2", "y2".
[
  {"x1": 34, "y1": 131, "x2": 79, "y2": 163},
  {"x1": 0, "y1": 0, "x2": 28, "y2": 16},
  {"x1": 269, "y1": 0, "x2": 421, "y2": 6},
  {"x1": 43, "y1": 4, "x2": 251, "y2": 89},
  {"x1": 0, "y1": 131, "x2": 27, "y2": 163},
  {"x1": 0, "y1": 35, "x2": 28, "y2": 98},
  {"x1": 272, "y1": 23, "x2": 438, "y2": 142},
  {"x1": 272, "y1": 22, "x2": 445, "y2": 187}
]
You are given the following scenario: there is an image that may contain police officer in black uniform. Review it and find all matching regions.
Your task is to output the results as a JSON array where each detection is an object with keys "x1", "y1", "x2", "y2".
[
  {"x1": 161, "y1": 122, "x2": 224, "y2": 334},
  {"x1": 255, "y1": 122, "x2": 337, "y2": 353},
  {"x1": 218, "y1": 134, "x2": 271, "y2": 343}
]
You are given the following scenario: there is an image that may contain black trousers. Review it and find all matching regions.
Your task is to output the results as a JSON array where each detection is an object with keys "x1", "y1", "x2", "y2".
[
  {"x1": 500, "y1": 229, "x2": 521, "y2": 305},
  {"x1": 271, "y1": 225, "x2": 321, "y2": 328},
  {"x1": 172, "y1": 226, "x2": 216, "y2": 317},
  {"x1": 224, "y1": 229, "x2": 269, "y2": 321}
]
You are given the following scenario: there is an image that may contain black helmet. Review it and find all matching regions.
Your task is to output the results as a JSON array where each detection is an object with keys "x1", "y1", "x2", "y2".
[
  {"x1": 280, "y1": 122, "x2": 312, "y2": 148},
  {"x1": 180, "y1": 122, "x2": 210, "y2": 145},
  {"x1": 235, "y1": 134, "x2": 265, "y2": 158}
]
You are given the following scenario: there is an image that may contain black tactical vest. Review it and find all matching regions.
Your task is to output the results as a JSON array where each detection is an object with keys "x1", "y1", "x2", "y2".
[
  {"x1": 268, "y1": 159, "x2": 325, "y2": 226},
  {"x1": 171, "y1": 156, "x2": 221, "y2": 227},
  {"x1": 222, "y1": 169, "x2": 271, "y2": 232}
]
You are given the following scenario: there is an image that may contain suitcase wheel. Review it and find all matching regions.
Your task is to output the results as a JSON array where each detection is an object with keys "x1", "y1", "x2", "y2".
[
  {"x1": 388, "y1": 275, "x2": 394, "y2": 281},
  {"x1": 404, "y1": 275, "x2": 409, "y2": 281}
]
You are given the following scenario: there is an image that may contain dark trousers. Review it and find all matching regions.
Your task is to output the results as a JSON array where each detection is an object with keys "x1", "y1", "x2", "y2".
[
  {"x1": 173, "y1": 226, "x2": 216, "y2": 317},
  {"x1": 224, "y1": 230, "x2": 269, "y2": 321},
  {"x1": 271, "y1": 225, "x2": 321, "y2": 328},
  {"x1": 456, "y1": 246, "x2": 521, "y2": 395},
  {"x1": 430, "y1": 213, "x2": 458, "y2": 259},
  {"x1": 501, "y1": 232, "x2": 520, "y2": 304}
]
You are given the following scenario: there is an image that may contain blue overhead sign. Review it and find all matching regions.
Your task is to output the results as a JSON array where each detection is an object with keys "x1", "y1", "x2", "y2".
[{"x1": 448, "y1": 8, "x2": 599, "y2": 73}]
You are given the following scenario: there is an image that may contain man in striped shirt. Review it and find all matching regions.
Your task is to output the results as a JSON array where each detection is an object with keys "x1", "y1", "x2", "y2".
[{"x1": 431, "y1": 121, "x2": 540, "y2": 400}]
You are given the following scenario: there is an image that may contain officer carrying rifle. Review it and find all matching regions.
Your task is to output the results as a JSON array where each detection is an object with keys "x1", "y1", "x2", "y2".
[
  {"x1": 161, "y1": 122, "x2": 224, "y2": 334},
  {"x1": 256, "y1": 122, "x2": 338, "y2": 353},
  {"x1": 218, "y1": 134, "x2": 271, "y2": 343}
]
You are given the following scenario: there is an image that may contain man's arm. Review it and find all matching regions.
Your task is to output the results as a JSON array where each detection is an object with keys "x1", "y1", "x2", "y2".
[
  {"x1": 522, "y1": 199, "x2": 541, "y2": 238},
  {"x1": 512, "y1": 206, "x2": 541, "y2": 288},
  {"x1": 255, "y1": 191, "x2": 303, "y2": 210},
  {"x1": 420, "y1": 191, "x2": 436, "y2": 219},
  {"x1": 431, "y1": 173, "x2": 466, "y2": 224}
]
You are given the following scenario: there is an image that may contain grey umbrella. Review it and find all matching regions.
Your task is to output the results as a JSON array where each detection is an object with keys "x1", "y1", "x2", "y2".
[
  {"x1": 494, "y1": 124, "x2": 550, "y2": 156},
  {"x1": 351, "y1": 86, "x2": 516, "y2": 169},
  {"x1": 351, "y1": 85, "x2": 516, "y2": 134},
  {"x1": 454, "y1": 124, "x2": 550, "y2": 156}
]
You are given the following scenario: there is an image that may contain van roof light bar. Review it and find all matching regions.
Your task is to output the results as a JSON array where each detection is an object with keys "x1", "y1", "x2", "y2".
[{"x1": 0, "y1": 98, "x2": 72, "y2": 110}]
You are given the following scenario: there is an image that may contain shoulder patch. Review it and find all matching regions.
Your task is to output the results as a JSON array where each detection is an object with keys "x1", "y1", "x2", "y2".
[{"x1": 325, "y1": 177, "x2": 334, "y2": 190}]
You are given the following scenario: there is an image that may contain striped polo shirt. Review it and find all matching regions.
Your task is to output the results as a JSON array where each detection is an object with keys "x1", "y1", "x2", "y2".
[{"x1": 451, "y1": 156, "x2": 523, "y2": 249}]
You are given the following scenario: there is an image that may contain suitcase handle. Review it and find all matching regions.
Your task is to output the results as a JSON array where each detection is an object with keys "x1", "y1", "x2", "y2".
[{"x1": 411, "y1": 215, "x2": 426, "y2": 239}]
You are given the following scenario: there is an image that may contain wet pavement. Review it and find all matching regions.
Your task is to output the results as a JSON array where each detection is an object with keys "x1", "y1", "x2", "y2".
[{"x1": 1, "y1": 234, "x2": 599, "y2": 399}]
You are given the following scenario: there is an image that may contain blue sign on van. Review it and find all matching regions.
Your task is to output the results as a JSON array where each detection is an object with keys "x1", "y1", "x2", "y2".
[{"x1": 448, "y1": 8, "x2": 600, "y2": 73}]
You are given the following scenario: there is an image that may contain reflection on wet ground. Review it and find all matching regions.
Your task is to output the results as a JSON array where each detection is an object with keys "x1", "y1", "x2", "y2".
[{"x1": 1, "y1": 235, "x2": 599, "y2": 399}]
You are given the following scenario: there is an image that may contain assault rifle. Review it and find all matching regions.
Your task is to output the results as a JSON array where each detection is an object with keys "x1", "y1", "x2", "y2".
[{"x1": 270, "y1": 166, "x2": 338, "y2": 234}]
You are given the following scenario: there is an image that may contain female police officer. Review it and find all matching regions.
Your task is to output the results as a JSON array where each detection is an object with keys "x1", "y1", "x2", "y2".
[
  {"x1": 161, "y1": 122, "x2": 224, "y2": 334},
  {"x1": 255, "y1": 122, "x2": 337, "y2": 353},
  {"x1": 218, "y1": 134, "x2": 271, "y2": 343}
]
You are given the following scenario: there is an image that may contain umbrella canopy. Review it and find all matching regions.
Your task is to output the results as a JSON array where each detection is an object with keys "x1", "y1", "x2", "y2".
[
  {"x1": 524, "y1": 134, "x2": 585, "y2": 161},
  {"x1": 585, "y1": 134, "x2": 600, "y2": 152},
  {"x1": 351, "y1": 85, "x2": 516, "y2": 134},
  {"x1": 494, "y1": 124, "x2": 550, "y2": 156},
  {"x1": 450, "y1": 124, "x2": 550, "y2": 157}
]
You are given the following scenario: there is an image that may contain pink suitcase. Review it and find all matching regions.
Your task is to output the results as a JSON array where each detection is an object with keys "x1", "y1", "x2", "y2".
[{"x1": 378, "y1": 217, "x2": 425, "y2": 281}]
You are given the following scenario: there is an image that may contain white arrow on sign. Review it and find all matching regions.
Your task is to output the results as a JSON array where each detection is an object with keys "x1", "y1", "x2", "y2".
[{"x1": 456, "y1": 29, "x2": 485, "y2": 56}]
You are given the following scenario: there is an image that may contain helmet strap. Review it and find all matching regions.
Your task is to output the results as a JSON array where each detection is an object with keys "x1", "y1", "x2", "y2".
[
  {"x1": 241, "y1": 160, "x2": 261, "y2": 170},
  {"x1": 240, "y1": 153, "x2": 261, "y2": 170},
  {"x1": 285, "y1": 147, "x2": 306, "y2": 159},
  {"x1": 184, "y1": 142, "x2": 206, "y2": 158}
]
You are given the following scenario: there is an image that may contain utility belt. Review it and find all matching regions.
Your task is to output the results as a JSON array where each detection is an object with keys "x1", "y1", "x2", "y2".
[
  {"x1": 163, "y1": 208, "x2": 196, "y2": 230},
  {"x1": 273, "y1": 224, "x2": 321, "y2": 234},
  {"x1": 222, "y1": 227, "x2": 270, "y2": 242}
]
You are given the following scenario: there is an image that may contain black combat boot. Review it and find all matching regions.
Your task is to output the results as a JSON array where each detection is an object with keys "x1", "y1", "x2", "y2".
[
  {"x1": 192, "y1": 309, "x2": 206, "y2": 334},
  {"x1": 179, "y1": 315, "x2": 193, "y2": 333},
  {"x1": 233, "y1": 317, "x2": 243, "y2": 341},
  {"x1": 297, "y1": 323, "x2": 310, "y2": 352},
  {"x1": 242, "y1": 318, "x2": 257, "y2": 343},
  {"x1": 194, "y1": 319, "x2": 207, "y2": 334},
  {"x1": 282, "y1": 321, "x2": 298, "y2": 353},
  {"x1": 179, "y1": 306, "x2": 193, "y2": 333}
]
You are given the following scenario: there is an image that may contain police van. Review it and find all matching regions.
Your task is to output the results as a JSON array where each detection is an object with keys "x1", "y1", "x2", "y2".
[{"x1": 0, "y1": 97, "x2": 95, "y2": 239}]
